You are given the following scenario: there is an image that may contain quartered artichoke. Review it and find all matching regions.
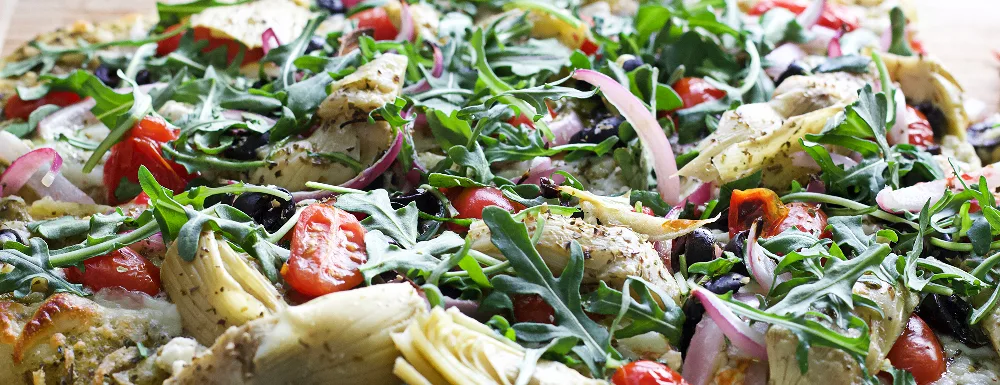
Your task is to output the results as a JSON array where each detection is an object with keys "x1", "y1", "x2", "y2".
[
  {"x1": 392, "y1": 307, "x2": 608, "y2": 385},
  {"x1": 467, "y1": 209, "x2": 683, "y2": 304},
  {"x1": 166, "y1": 283, "x2": 427, "y2": 384},
  {"x1": 554, "y1": 185, "x2": 715, "y2": 241},
  {"x1": 881, "y1": 53, "x2": 968, "y2": 140},
  {"x1": 161, "y1": 230, "x2": 287, "y2": 345}
]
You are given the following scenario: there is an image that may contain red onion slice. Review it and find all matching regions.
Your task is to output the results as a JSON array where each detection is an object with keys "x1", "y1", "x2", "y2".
[
  {"x1": 546, "y1": 110, "x2": 584, "y2": 146},
  {"x1": 797, "y1": 0, "x2": 826, "y2": 29},
  {"x1": 682, "y1": 317, "x2": 727, "y2": 385},
  {"x1": 764, "y1": 44, "x2": 806, "y2": 79},
  {"x1": 886, "y1": 90, "x2": 909, "y2": 146},
  {"x1": 746, "y1": 222, "x2": 788, "y2": 293},
  {"x1": 572, "y1": 70, "x2": 680, "y2": 205},
  {"x1": 430, "y1": 43, "x2": 443, "y2": 78},
  {"x1": 827, "y1": 28, "x2": 844, "y2": 58},
  {"x1": 261, "y1": 28, "x2": 281, "y2": 55},
  {"x1": 682, "y1": 182, "x2": 714, "y2": 207},
  {"x1": 805, "y1": 179, "x2": 826, "y2": 194},
  {"x1": 0, "y1": 148, "x2": 63, "y2": 197},
  {"x1": 519, "y1": 157, "x2": 566, "y2": 185},
  {"x1": 691, "y1": 287, "x2": 768, "y2": 360},
  {"x1": 396, "y1": 0, "x2": 415, "y2": 42},
  {"x1": 292, "y1": 131, "x2": 404, "y2": 201}
]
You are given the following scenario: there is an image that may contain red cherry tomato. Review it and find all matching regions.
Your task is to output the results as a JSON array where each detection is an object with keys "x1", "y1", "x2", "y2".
[
  {"x1": 748, "y1": 0, "x2": 860, "y2": 31},
  {"x1": 103, "y1": 116, "x2": 196, "y2": 205},
  {"x1": 905, "y1": 106, "x2": 935, "y2": 148},
  {"x1": 447, "y1": 187, "x2": 518, "y2": 231},
  {"x1": 350, "y1": 8, "x2": 399, "y2": 41},
  {"x1": 728, "y1": 188, "x2": 790, "y2": 238},
  {"x1": 611, "y1": 361, "x2": 689, "y2": 385},
  {"x1": 887, "y1": 315, "x2": 946, "y2": 385},
  {"x1": 773, "y1": 202, "x2": 828, "y2": 238},
  {"x1": 4, "y1": 91, "x2": 82, "y2": 120},
  {"x1": 508, "y1": 113, "x2": 536, "y2": 128},
  {"x1": 580, "y1": 39, "x2": 600, "y2": 56},
  {"x1": 156, "y1": 24, "x2": 264, "y2": 65},
  {"x1": 512, "y1": 294, "x2": 555, "y2": 324},
  {"x1": 671, "y1": 78, "x2": 727, "y2": 110},
  {"x1": 64, "y1": 247, "x2": 161, "y2": 296},
  {"x1": 282, "y1": 203, "x2": 368, "y2": 297}
]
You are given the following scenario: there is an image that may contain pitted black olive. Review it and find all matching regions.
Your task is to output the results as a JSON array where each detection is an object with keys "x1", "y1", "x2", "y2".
[
  {"x1": 967, "y1": 120, "x2": 1000, "y2": 164},
  {"x1": 0, "y1": 229, "x2": 23, "y2": 246},
  {"x1": 95, "y1": 64, "x2": 121, "y2": 88},
  {"x1": 224, "y1": 130, "x2": 270, "y2": 161},
  {"x1": 539, "y1": 177, "x2": 560, "y2": 199},
  {"x1": 723, "y1": 230, "x2": 751, "y2": 276},
  {"x1": 571, "y1": 115, "x2": 622, "y2": 144},
  {"x1": 317, "y1": 0, "x2": 346, "y2": 13},
  {"x1": 392, "y1": 189, "x2": 445, "y2": 239},
  {"x1": 915, "y1": 103, "x2": 947, "y2": 136},
  {"x1": 135, "y1": 69, "x2": 152, "y2": 85},
  {"x1": 916, "y1": 294, "x2": 990, "y2": 347},
  {"x1": 231, "y1": 189, "x2": 295, "y2": 233},
  {"x1": 672, "y1": 228, "x2": 716, "y2": 271},
  {"x1": 306, "y1": 36, "x2": 326, "y2": 53},
  {"x1": 705, "y1": 273, "x2": 747, "y2": 295},
  {"x1": 775, "y1": 61, "x2": 808, "y2": 86},
  {"x1": 622, "y1": 57, "x2": 644, "y2": 72}
]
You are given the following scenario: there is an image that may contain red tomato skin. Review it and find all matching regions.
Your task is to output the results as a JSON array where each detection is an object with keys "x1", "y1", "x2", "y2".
[
  {"x1": 103, "y1": 116, "x2": 196, "y2": 205},
  {"x1": 748, "y1": 0, "x2": 860, "y2": 31},
  {"x1": 4, "y1": 91, "x2": 82, "y2": 120},
  {"x1": 447, "y1": 187, "x2": 518, "y2": 232},
  {"x1": 580, "y1": 39, "x2": 600, "y2": 56},
  {"x1": 612, "y1": 361, "x2": 689, "y2": 385},
  {"x1": 282, "y1": 204, "x2": 368, "y2": 297},
  {"x1": 671, "y1": 78, "x2": 727, "y2": 110},
  {"x1": 156, "y1": 25, "x2": 264, "y2": 65},
  {"x1": 508, "y1": 113, "x2": 536, "y2": 128},
  {"x1": 64, "y1": 247, "x2": 161, "y2": 296},
  {"x1": 350, "y1": 8, "x2": 399, "y2": 41},
  {"x1": 887, "y1": 315, "x2": 946, "y2": 385},
  {"x1": 728, "y1": 188, "x2": 790, "y2": 238},
  {"x1": 512, "y1": 294, "x2": 556, "y2": 324},
  {"x1": 905, "y1": 106, "x2": 935, "y2": 148},
  {"x1": 773, "y1": 202, "x2": 828, "y2": 238}
]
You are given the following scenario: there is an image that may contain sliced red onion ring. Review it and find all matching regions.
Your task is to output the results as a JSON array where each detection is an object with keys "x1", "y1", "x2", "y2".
[
  {"x1": 682, "y1": 182, "x2": 714, "y2": 207},
  {"x1": 746, "y1": 222, "x2": 789, "y2": 293},
  {"x1": 804, "y1": 25, "x2": 837, "y2": 53},
  {"x1": 887, "y1": 90, "x2": 909, "y2": 146},
  {"x1": 805, "y1": 179, "x2": 826, "y2": 194},
  {"x1": 546, "y1": 110, "x2": 584, "y2": 146},
  {"x1": 691, "y1": 287, "x2": 768, "y2": 361},
  {"x1": 520, "y1": 157, "x2": 566, "y2": 185},
  {"x1": 682, "y1": 317, "x2": 727, "y2": 385},
  {"x1": 796, "y1": 0, "x2": 826, "y2": 29},
  {"x1": 291, "y1": 132, "x2": 404, "y2": 201},
  {"x1": 572, "y1": 70, "x2": 680, "y2": 205},
  {"x1": 430, "y1": 43, "x2": 443, "y2": 78},
  {"x1": 396, "y1": 0, "x2": 416, "y2": 42},
  {"x1": 827, "y1": 29, "x2": 844, "y2": 58},
  {"x1": 0, "y1": 148, "x2": 63, "y2": 197},
  {"x1": 764, "y1": 44, "x2": 807, "y2": 79},
  {"x1": 262, "y1": 28, "x2": 281, "y2": 55}
]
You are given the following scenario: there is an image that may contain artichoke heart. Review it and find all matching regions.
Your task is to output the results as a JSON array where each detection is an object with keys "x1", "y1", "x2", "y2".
[
  {"x1": 166, "y1": 283, "x2": 427, "y2": 385},
  {"x1": 392, "y1": 307, "x2": 608, "y2": 385},
  {"x1": 162, "y1": 230, "x2": 286, "y2": 345},
  {"x1": 554, "y1": 185, "x2": 715, "y2": 241},
  {"x1": 881, "y1": 53, "x2": 968, "y2": 140},
  {"x1": 467, "y1": 210, "x2": 682, "y2": 304}
]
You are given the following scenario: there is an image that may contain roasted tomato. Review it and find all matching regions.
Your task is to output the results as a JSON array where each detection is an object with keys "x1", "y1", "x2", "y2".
[
  {"x1": 156, "y1": 24, "x2": 265, "y2": 65},
  {"x1": 887, "y1": 315, "x2": 946, "y2": 385},
  {"x1": 3, "y1": 91, "x2": 82, "y2": 120},
  {"x1": 64, "y1": 247, "x2": 161, "y2": 296},
  {"x1": 103, "y1": 116, "x2": 196, "y2": 205},
  {"x1": 447, "y1": 187, "x2": 518, "y2": 231},
  {"x1": 905, "y1": 105, "x2": 935, "y2": 148},
  {"x1": 512, "y1": 294, "x2": 556, "y2": 324},
  {"x1": 282, "y1": 203, "x2": 368, "y2": 297},
  {"x1": 672, "y1": 77, "x2": 727, "y2": 110},
  {"x1": 774, "y1": 202, "x2": 828, "y2": 238},
  {"x1": 350, "y1": 7, "x2": 399, "y2": 41},
  {"x1": 611, "y1": 361, "x2": 689, "y2": 385},
  {"x1": 748, "y1": 0, "x2": 860, "y2": 31},
  {"x1": 580, "y1": 39, "x2": 600, "y2": 56},
  {"x1": 728, "y1": 188, "x2": 789, "y2": 237}
]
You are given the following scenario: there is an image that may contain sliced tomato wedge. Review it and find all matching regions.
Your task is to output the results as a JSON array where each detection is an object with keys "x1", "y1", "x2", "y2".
[
  {"x1": 350, "y1": 7, "x2": 399, "y2": 41},
  {"x1": 905, "y1": 105, "x2": 935, "y2": 148},
  {"x1": 611, "y1": 361, "x2": 689, "y2": 385},
  {"x1": 4, "y1": 91, "x2": 82, "y2": 120},
  {"x1": 748, "y1": 0, "x2": 860, "y2": 31},
  {"x1": 282, "y1": 203, "x2": 368, "y2": 297},
  {"x1": 156, "y1": 24, "x2": 265, "y2": 65},
  {"x1": 728, "y1": 188, "x2": 790, "y2": 237},
  {"x1": 64, "y1": 247, "x2": 161, "y2": 296},
  {"x1": 103, "y1": 116, "x2": 196, "y2": 205},
  {"x1": 671, "y1": 77, "x2": 727, "y2": 110},
  {"x1": 774, "y1": 202, "x2": 829, "y2": 238}
]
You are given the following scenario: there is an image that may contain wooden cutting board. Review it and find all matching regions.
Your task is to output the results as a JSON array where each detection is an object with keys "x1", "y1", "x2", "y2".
[{"x1": 1, "y1": 0, "x2": 998, "y2": 111}]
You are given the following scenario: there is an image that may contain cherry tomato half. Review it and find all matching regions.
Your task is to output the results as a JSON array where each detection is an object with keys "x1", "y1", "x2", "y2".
[
  {"x1": 748, "y1": 0, "x2": 860, "y2": 31},
  {"x1": 64, "y1": 247, "x2": 161, "y2": 296},
  {"x1": 447, "y1": 187, "x2": 518, "y2": 231},
  {"x1": 905, "y1": 106, "x2": 935, "y2": 148},
  {"x1": 350, "y1": 7, "x2": 399, "y2": 41},
  {"x1": 728, "y1": 188, "x2": 790, "y2": 238},
  {"x1": 612, "y1": 361, "x2": 689, "y2": 385},
  {"x1": 671, "y1": 77, "x2": 727, "y2": 110},
  {"x1": 580, "y1": 39, "x2": 600, "y2": 56},
  {"x1": 156, "y1": 24, "x2": 265, "y2": 65},
  {"x1": 513, "y1": 294, "x2": 556, "y2": 324},
  {"x1": 774, "y1": 202, "x2": 828, "y2": 238},
  {"x1": 886, "y1": 315, "x2": 946, "y2": 385},
  {"x1": 103, "y1": 116, "x2": 196, "y2": 205},
  {"x1": 4, "y1": 91, "x2": 82, "y2": 120},
  {"x1": 282, "y1": 203, "x2": 368, "y2": 297}
]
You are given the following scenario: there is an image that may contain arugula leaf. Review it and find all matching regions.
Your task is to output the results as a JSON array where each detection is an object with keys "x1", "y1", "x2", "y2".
[
  {"x1": 0, "y1": 247, "x2": 86, "y2": 298},
  {"x1": 4, "y1": 105, "x2": 60, "y2": 137},
  {"x1": 814, "y1": 55, "x2": 872, "y2": 74},
  {"x1": 585, "y1": 278, "x2": 685, "y2": 343},
  {"x1": 359, "y1": 230, "x2": 465, "y2": 283},
  {"x1": 335, "y1": 190, "x2": 420, "y2": 248},
  {"x1": 262, "y1": 15, "x2": 324, "y2": 90},
  {"x1": 483, "y1": 206, "x2": 611, "y2": 376}
]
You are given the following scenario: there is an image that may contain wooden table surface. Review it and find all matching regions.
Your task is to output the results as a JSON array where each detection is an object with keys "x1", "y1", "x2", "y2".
[{"x1": 1, "y1": 0, "x2": 998, "y2": 110}]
